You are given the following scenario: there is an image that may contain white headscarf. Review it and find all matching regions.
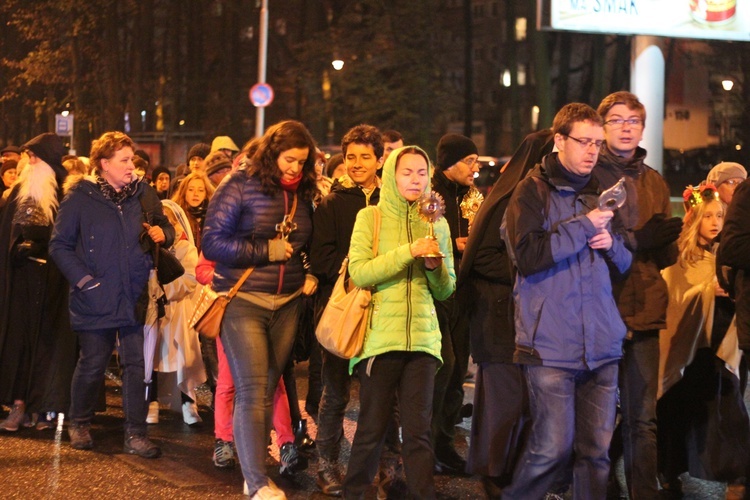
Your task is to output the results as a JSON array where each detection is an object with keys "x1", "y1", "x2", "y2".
[{"x1": 161, "y1": 199, "x2": 195, "y2": 247}]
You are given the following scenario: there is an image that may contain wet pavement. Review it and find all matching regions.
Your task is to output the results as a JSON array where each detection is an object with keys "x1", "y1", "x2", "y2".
[{"x1": 0, "y1": 361, "x2": 733, "y2": 499}]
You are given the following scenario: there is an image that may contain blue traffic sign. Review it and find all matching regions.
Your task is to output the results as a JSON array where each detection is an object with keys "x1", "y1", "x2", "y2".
[{"x1": 249, "y1": 83, "x2": 274, "y2": 108}]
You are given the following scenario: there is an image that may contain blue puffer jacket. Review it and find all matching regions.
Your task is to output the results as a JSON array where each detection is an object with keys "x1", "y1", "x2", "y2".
[
  {"x1": 201, "y1": 169, "x2": 313, "y2": 294},
  {"x1": 503, "y1": 154, "x2": 632, "y2": 370},
  {"x1": 50, "y1": 176, "x2": 175, "y2": 331}
]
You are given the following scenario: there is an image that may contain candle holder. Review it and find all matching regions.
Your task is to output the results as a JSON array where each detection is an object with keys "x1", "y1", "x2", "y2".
[
  {"x1": 417, "y1": 191, "x2": 446, "y2": 258},
  {"x1": 460, "y1": 186, "x2": 484, "y2": 232}
]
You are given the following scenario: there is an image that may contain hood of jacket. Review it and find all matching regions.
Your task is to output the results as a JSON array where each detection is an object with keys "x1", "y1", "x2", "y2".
[{"x1": 378, "y1": 145, "x2": 433, "y2": 220}]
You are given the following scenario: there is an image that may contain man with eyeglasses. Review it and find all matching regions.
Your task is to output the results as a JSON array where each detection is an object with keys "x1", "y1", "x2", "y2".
[
  {"x1": 593, "y1": 90, "x2": 682, "y2": 499},
  {"x1": 706, "y1": 161, "x2": 747, "y2": 205},
  {"x1": 501, "y1": 103, "x2": 632, "y2": 499},
  {"x1": 430, "y1": 133, "x2": 479, "y2": 475}
]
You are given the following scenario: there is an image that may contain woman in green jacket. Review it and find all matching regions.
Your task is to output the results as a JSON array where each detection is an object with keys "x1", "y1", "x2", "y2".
[{"x1": 343, "y1": 146, "x2": 455, "y2": 499}]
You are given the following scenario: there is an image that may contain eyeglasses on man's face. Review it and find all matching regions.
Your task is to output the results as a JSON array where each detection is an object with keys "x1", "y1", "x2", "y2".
[
  {"x1": 604, "y1": 118, "x2": 643, "y2": 128},
  {"x1": 565, "y1": 135, "x2": 604, "y2": 150},
  {"x1": 724, "y1": 179, "x2": 744, "y2": 187},
  {"x1": 459, "y1": 156, "x2": 478, "y2": 168}
]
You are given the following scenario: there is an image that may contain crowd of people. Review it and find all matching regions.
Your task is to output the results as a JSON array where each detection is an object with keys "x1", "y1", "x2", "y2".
[{"x1": 1, "y1": 89, "x2": 750, "y2": 500}]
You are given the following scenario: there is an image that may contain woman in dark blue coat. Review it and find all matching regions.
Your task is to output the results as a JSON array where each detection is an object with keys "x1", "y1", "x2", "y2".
[
  {"x1": 50, "y1": 131, "x2": 174, "y2": 458},
  {"x1": 202, "y1": 120, "x2": 318, "y2": 499}
]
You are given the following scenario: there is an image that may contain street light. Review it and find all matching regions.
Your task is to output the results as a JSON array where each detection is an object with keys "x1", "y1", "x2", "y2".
[
  {"x1": 332, "y1": 59, "x2": 344, "y2": 71},
  {"x1": 721, "y1": 79, "x2": 734, "y2": 145}
]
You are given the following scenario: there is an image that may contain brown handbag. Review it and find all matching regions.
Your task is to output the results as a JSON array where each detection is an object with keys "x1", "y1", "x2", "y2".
[
  {"x1": 315, "y1": 207, "x2": 381, "y2": 359},
  {"x1": 190, "y1": 268, "x2": 254, "y2": 339},
  {"x1": 190, "y1": 193, "x2": 299, "y2": 339}
]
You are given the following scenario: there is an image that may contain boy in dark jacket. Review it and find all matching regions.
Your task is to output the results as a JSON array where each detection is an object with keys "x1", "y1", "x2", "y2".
[{"x1": 310, "y1": 124, "x2": 394, "y2": 496}]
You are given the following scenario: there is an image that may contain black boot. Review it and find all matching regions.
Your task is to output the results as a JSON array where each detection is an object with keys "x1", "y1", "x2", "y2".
[{"x1": 293, "y1": 418, "x2": 316, "y2": 452}]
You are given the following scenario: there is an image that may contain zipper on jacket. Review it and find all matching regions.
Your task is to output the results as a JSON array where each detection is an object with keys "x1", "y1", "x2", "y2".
[
  {"x1": 277, "y1": 190, "x2": 289, "y2": 295},
  {"x1": 405, "y1": 211, "x2": 413, "y2": 350}
]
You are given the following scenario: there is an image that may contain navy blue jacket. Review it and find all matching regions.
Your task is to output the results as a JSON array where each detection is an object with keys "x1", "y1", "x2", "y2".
[
  {"x1": 201, "y1": 170, "x2": 313, "y2": 295},
  {"x1": 50, "y1": 177, "x2": 175, "y2": 331}
]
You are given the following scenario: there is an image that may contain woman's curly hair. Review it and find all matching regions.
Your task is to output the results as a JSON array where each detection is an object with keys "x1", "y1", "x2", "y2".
[{"x1": 247, "y1": 120, "x2": 318, "y2": 201}]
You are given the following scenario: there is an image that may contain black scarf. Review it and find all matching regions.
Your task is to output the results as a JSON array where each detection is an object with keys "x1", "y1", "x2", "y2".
[{"x1": 187, "y1": 200, "x2": 208, "y2": 221}]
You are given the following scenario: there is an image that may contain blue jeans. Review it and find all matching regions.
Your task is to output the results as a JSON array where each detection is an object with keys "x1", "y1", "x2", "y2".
[
  {"x1": 220, "y1": 296, "x2": 301, "y2": 495},
  {"x1": 69, "y1": 325, "x2": 147, "y2": 436},
  {"x1": 620, "y1": 331, "x2": 659, "y2": 499},
  {"x1": 503, "y1": 362, "x2": 619, "y2": 500}
]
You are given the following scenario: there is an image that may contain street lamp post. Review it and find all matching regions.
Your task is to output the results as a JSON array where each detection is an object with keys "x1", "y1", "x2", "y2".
[
  {"x1": 722, "y1": 79, "x2": 734, "y2": 146},
  {"x1": 323, "y1": 59, "x2": 344, "y2": 145}
]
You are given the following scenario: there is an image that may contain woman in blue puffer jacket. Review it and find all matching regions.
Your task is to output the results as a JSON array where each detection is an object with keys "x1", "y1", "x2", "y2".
[{"x1": 201, "y1": 120, "x2": 318, "y2": 500}]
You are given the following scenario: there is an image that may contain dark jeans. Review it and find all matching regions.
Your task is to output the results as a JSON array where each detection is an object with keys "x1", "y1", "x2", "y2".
[
  {"x1": 220, "y1": 296, "x2": 301, "y2": 495},
  {"x1": 317, "y1": 348, "x2": 401, "y2": 462},
  {"x1": 344, "y1": 352, "x2": 437, "y2": 500},
  {"x1": 432, "y1": 296, "x2": 470, "y2": 453},
  {"x1": 620, "y1": 331, "x2": 659, "y2": 499},
  {"x1": 316, "y1": 349, "x2": 352, "y2": 461},
  {"x1": 69, "y1": 325, "x2": 147, "y2": 436},
  {"x1": 503, "y1": 362, "x2": 619, "y2": 500}
]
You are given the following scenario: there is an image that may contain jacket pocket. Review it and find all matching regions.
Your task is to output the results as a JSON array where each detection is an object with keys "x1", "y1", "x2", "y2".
[{"x1": 70, "y1": 279, "x2": 113, "y2": 317}]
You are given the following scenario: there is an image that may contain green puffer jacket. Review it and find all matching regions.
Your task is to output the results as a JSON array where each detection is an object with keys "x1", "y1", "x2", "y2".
[{"x1": 348, "y1": 146, "x2": 456, "y2": 372}]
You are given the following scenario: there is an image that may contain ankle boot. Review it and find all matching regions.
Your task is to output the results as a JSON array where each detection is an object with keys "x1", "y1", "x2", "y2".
[
  {"x1": 0, "y1": 402, "x2": 28, "y2": 432},
  {"x1": 293, "y1": 418, "x2": 315, "y2": 452}
]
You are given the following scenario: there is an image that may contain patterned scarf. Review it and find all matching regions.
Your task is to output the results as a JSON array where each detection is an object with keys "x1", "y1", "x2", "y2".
[{"x1": 96, "y1": 175, "x2": 139, "y2": 204}]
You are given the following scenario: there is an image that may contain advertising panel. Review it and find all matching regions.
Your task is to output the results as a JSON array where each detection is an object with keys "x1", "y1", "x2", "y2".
[{"x1": 544, "y1": 0, "x2": 750, "y2": 41}]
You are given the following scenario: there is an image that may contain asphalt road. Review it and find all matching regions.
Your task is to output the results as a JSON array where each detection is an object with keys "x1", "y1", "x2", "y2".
[{"x1": 0, "y1": 361, "x2": 732, "y2": 499}]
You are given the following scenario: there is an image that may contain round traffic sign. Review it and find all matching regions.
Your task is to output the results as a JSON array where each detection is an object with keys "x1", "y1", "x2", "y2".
[{"x1": 249, "y1": 83, "x2": 274, "y2": 107}]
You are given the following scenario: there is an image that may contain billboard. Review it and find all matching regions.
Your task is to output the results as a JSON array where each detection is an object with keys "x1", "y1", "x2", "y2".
[{"x1": 541, "y1": 0, "x2": 750, "y2": 41}]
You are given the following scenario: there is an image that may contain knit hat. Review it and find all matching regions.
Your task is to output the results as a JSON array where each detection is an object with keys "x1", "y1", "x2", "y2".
[
  {"x1": 707, "y1": 162, "x2": 747, "y2": 187},
  {"x1": 211, "y1": 136, "x2": 239, "y2": 154},
  {"x1": 0, "y1": 159, "x2": 17, "y2": 176},
  {"x1": 134, "y1": 149, "x2": 151, "y2": 165},
  {"x1": 204, "y1": 151, "x2": 232, "y2": 176},
  {"x1": 436, "y1": 133, "x2": 478, "y2": 170},
  {"x1": 151, "y1": 166, "x2": 171, "y2": 182},
  {"x1": 1, "y1": 145, "x2": 21, "y2": 156},
  {"x1": 186, "y1": 143, "x2": 211, "y2": 163}
]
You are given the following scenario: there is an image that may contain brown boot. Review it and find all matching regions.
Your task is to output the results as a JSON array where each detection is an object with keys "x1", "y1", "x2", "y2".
[
  {"x1": 68, "y1": 421, "x2": 94, "y2": 450},
  {"x1": 0, "y1": 402, "x2": 28, "y2": 432}
]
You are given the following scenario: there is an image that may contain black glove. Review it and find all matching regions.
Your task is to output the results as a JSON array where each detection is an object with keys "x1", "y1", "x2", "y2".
[
  {"x1": 633, "y1": 214, "x2": 682, "y2": 251},
  {"x1": 11, "y1": 240, "x2": 45, "y2": 265}
]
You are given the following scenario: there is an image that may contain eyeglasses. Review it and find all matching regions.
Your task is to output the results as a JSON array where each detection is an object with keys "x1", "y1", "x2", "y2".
[
  {"x1": 724, "y1": 179, "x2": 744, "y2": 187},
  {"x1": 459, "y1": 156, "x2": 478, "y2": 167},
  {"x1": 565, "y1": 135, "x2": 604, "y2": 150},
  {"x1": 604, "y1": 118, "x2": 643, "y2": 128}
]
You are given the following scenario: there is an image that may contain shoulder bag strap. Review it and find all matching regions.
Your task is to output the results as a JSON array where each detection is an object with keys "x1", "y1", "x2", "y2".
[
  {"x1": 372, "y1": 206, "x2": 381, "y2": 256},
  {"x1": 226, "y1": 267, "x2": 255, "y2": 300}
]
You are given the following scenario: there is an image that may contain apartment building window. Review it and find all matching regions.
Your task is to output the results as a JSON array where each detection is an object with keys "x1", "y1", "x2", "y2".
[
  {"x1": 515, "y1": 17, "x2": 527, "y2": 41},
  {"x1": 517, "y1": 63, "x2": 526, "y2": 86},
  {"x1": 501, "y1": 69, "x2": 511, "y2": 88}
]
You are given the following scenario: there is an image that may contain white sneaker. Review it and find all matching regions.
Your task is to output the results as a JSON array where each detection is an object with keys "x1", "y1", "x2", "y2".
[
  {"x1": 146, "y1": 401, "x2": 159, "y2": 424},
  {"x1": 244, "y1": 480, "x2": 286, "y2": 499},
  {"x1": 182, "y1": 402, "x2": 202, "y2": 426}
]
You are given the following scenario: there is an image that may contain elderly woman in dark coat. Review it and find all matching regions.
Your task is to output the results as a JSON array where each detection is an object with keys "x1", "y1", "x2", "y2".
[{"x1": 50, "y1": 131, "x2": 174, "y2": 458}]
